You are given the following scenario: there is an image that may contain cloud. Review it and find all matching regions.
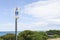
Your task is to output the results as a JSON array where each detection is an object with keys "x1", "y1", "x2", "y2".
[
  {"x1": 1, "y1": 0, "x2": 60, "y2": 31},
  {"x1": 21, "y1": 0, "x2": 60, "y2": 30},
  {"x1": 23, "y1": 0, "x2": 60, "y2": 19},
  {"x1": 0, "y1": 23, "x2": 15, "y2": 31},
  {"x1": 0, "y1": 21, "x2": 48, "y2": 31},
  {"x1": 17, "y1": 21, "x2": 48, "y2": 31}
]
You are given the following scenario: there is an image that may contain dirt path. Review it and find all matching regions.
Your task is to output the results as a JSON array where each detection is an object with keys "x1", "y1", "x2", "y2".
[{"x1": 48, "y1": 38, "x2": 60, "y2": 40}]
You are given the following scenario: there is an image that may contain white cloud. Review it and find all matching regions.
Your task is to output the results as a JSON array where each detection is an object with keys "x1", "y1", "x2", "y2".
[
  {"x1": 23, "y1": 0, "x2": 60, "y2": 19},
  {"x1": 17, "y1": 21, "x2": 48, "y2": 31},
  {"x1": 0, "y1": 21, "x2": 48, "y2": 31},
  {"x1": 0, "y1": 23, "x2": 15, "y2": 31},
  {"x1": 1, "y1": 0, "x2": 60, "y2": 31},
  {"x1": 21, "y1": 0, "x2": 60, "y2": 30},
  {"x1": 48, "y1": 19, "x2": 60, "y2": 22}
]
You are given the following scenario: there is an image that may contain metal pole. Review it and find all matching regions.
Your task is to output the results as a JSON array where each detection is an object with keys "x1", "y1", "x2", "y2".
[
  {"x1": 15, "y1": 7, "x2": 19, "y2": 40},
  {"x1": 15, "y1": 18, "x2": 17, "y2": 40}
]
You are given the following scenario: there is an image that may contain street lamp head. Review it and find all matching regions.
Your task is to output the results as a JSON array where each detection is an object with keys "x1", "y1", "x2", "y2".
[
  {"x1": 15, "y1": 7, "x2": 19, "y2": 19},
  {"x1": 16, "y1": 7, "x2": 18, "y2": 10}
]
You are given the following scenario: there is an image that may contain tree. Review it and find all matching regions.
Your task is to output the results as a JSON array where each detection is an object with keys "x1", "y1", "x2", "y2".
[
  {"x1": 46, "y1": 30, "x2": 60, "y2": 35},
  {"x1": 18, "y1": 30, "x2": 48, "y2": 40},
  {"x1": 18, "y1": 30, "x2": 34, "y2": 40},
  {"x1": 2, "y1": 34, "x2": 15, "y2": 40},
  {"x1": 39, "y1": 32, "x2": 48, "y2": 40},
  {"x1": 46, "y1": 30, "x2": 60, "y2": 38}
]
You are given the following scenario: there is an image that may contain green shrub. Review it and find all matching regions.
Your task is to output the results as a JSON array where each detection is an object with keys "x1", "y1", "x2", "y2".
[
  {"x1": 0, "y1": 38, "x2": 3, "y2": 40},
  {"x1": 18, "y1": 30, "x2": 48, "y2": 40},
  {"x1": 53, "y1": 34, "x2": 60, "y2": 38},
  {"x1": 2, "y1": 34, "x2": 15, "y2": 40}
]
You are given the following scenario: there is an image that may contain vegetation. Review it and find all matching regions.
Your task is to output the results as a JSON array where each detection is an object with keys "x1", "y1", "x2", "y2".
[
  {"x1": 0, "y1": 38, "x2": 3, "y2": 40},
  {"x1": 2, "y1": 34, "x2": 15, "y2": 40},
  {"x1": 0, "y1": 30, "x2": 60, "y2": 40},
  {"x1": 46, "y1": 30, "x2": 60, "y2": 35},
  {"x1": 53, "y1": 34, "x2": 60, "y2": 38},
  {"x1": 18, "y1": 30, "x2": 48, "y2": 40},
  {"x1": 46, "y1": 30, "x2": 60, "y2": 38}
]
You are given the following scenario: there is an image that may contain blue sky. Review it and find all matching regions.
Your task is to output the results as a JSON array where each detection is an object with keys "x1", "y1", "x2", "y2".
[{"x1": 0, "y1": 0, "x2": 60, "y2": 31}]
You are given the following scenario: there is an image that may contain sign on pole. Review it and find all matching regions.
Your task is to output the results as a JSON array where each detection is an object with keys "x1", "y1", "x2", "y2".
[{"x1": 15, "y1": 8, "x2": 19, "y2": 19}]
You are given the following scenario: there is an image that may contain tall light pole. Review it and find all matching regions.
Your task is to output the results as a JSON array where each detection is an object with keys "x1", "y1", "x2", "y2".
[{"x1": 15, "y1": 8, "x2": 19, "y2": 40}]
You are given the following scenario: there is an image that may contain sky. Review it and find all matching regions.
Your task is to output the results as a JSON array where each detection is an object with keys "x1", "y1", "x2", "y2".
[{"x1": 0, "y1": 0, "x2": 60, "y2": 31}]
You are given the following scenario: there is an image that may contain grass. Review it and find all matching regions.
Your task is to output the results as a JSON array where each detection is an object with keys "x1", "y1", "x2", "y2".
[{"x1": 48, "y1": 38, "x2": 60, "y2": 40}]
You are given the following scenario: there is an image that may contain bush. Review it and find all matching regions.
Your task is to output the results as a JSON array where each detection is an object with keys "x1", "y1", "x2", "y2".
[
  {"x1": 0, "y1": 37, "x2": 3, "y2": 40},
  {"x1": 18, "y1": 30, "x2": 48, "y2": 40},
  {"x1": 53, "y1": 34, "x2": 60, "y2": 38},
  {"x1": 2, "y1": 34, "x2": 15, "y2": 40}
]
